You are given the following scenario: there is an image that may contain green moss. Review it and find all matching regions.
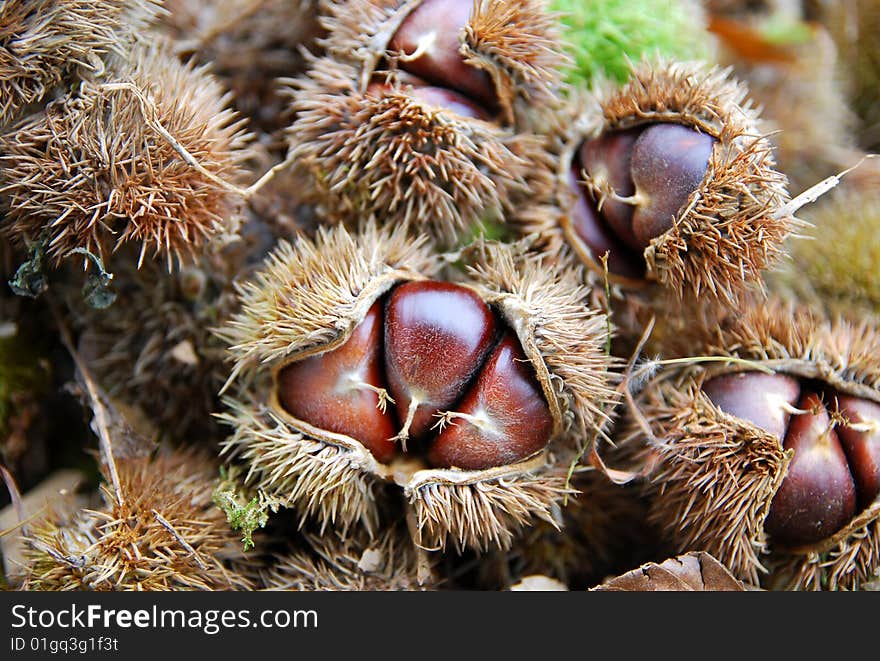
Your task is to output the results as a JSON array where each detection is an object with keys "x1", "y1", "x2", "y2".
[
  {"x1": 552, "y1": 0, "x2": 714, "y2": 87},
  {"x1": 212, "y1": 467, "x2": 272, "y2": 551}
]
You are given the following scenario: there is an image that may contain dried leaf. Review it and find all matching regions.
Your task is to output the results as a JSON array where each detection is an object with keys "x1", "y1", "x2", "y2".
[{"x1": 592, "y1": 552, "x2": 747, "y2": 591}]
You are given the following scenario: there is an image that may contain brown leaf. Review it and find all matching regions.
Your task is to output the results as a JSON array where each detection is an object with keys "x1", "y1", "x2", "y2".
[{"x1": 591, "y1": 552, "x2": 747, "y2": 591}]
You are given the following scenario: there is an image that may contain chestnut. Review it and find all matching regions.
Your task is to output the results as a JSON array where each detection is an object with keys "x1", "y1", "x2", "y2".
[
  {"x1": 286, "y1": 0, "x2": 566, "y2": 246},
  {"x1": 276, "y1": 300, "x2": 398, "y2": 463},
  {"x1": 384, "y1": 280, "x2": 497, "y2": 444},
  {"x1": 703, "y1": 372, "x2": 877, "y2": 548},
  {"x1": 366, "y1": 80, "x2": 491, "y2": 121},
  {"x1": 428, "y1": 331, "x2": 554, "y2": 470},
  {"x1": 831, "y1": 395, "x2": 880, "y2": 507},
  {"x1": 578, "y1": 127, "x2": 641, "y2": 250},
  {"x1": 577, "y1": 122, "x2": 716, "y2": 258},
  {"x1": 622, "y1": 299, "x2": 880, "y2": 589},
  {"x1": 219, "y1": 223, "x2": 613, "y2": 549},
  {"x1": 388, "y1": 0, "x2": 497, "y2": 110},
  {"x1": 763, "y1": 391, "x2": 856, "y2": 547},
  {"x1": 702, "y1": 371, "x2": 800, "y2": 442},
  {"x1": 524, "y1": 60, "x2": 792, "y2": 308}
]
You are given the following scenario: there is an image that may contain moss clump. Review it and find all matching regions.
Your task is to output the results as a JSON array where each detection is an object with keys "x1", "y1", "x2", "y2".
[
  {"x1": 552, "y1": 0, "x2": 714, "y2": 86},
  {"x1": 212, "y1": 468, "x2": 272, "y2": 552}
]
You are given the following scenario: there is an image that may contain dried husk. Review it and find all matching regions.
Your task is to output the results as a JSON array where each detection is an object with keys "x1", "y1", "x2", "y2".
[
  {"x1": 318, "y1": 0, "x2": 565, "y2": 127},
  {"x1": 0, "y1": 40, "x2": 252, "y2": 271},
  {"x1": 285, "y1": 57, "x2": 537, "y2": 246},
  {"x1": 156, "y1": 0, "x2": 324, "y2": 138},
  {"x1": 217, "y1": 222, "x2": 615, "y2": 552},
  {"x1": 592, "y1": 552, "x2": 748, "y2": 591},
  {"x1": 284, "y1": 0, "x2": 566, "y2": 245},
  {"x1": 0, "y1": 0, "x2": 163, "y2": 126},
  {"x1": 518, "y1": 58, "x2": 793, "y2": 310},
  {"x1": 21, "y1": 447, "x2": 255, "y2": 591},
  {"x1": 620, "y1": 298, "x2": 880, "y2": 589},
  {"x1": 472, "y1": 468, "x2": 655, "y2": 590},
  {"x1": 261, "y1": 524, "x2": 435, "y2": 591}
]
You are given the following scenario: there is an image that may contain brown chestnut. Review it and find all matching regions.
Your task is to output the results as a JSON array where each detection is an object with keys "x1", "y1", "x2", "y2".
[
  {"x1": 427, "y1": 331, "x2": 554, "y2": 470},
  {"x1": 276, "y1": 300, "x2": 398, "y2": 463},
  {"x1": 702, "y1": 373, "x2": 873, "y2": 547},
  {"x1": 702, "y1": 371, "x2": 800, "y2": 441},
  {"x1": 833, "y1": 395, "x2": 880, "y2": 507},
  {"x1": 628, "y1": 123, "x2": 716, "y2": 249},
  {"x1": 578, "y1": 128, "x2": 641, "y2": 250},
  {"x1": 566, "y1": 167, "x2": 644, "y2": 279},
  {"x1": 388, "y1": 0, "x2": 497, "y2": 111},
  {"x1": 384, "y1": 281, "x2": 497, "y2": 444},
  {"x1": 576, "y1": 123, "x2": 716, "y2": 258},
  {"x1": 764, "y1": 391, "x2": 857, "y2": 547}
]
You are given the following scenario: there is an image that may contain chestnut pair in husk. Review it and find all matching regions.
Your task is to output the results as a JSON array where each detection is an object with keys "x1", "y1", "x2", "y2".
[
  {"x1": 704, "y1": 372, "x2": 880, "y2": 547},
  {"x1": 517, "y1": 60, "x2": 792, "y2": 320},
  {"x1": 217, "y1": 222, "x2": 614, "y2": 551},
  {"x1": 276, "y1": 281, "x2": 553, "y2": 471},
  {"x1": 286, "y1": 0, "x2": 563, "y2": 243},
  {"x1": 569, "y1": 122, "x2": 716, "y2": 280},
  {"x1": 620, "y1": 299, "x2": 880, "y2": 590}
]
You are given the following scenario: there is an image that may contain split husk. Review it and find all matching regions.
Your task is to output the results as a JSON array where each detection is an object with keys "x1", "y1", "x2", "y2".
[
  {"x1": 21, "y1": 446, "x2": 255, "y2": 591},
  {"x1": 0, "y1": 40, "x2": 252, "y2": 272},
  {"x1": 283, "y1": 0, "x2": 566, "y2": 245},
  {"x1": 517, "y1": 59, "x2": 793, "y2": 314},
  {"x1": 618, "y1": 297, "x2": 880, "y2": 589},
  {"x1": 217, "y1": 221, "x2": 615, "y2": 552}
]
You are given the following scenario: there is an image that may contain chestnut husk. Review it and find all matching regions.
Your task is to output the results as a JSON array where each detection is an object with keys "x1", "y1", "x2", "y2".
[
  {"x1": 216, "y1": 221, "x2": 615, "y2": 552},
  {"x1": 260, "y1": 523, "x2": 437, "y2": 591},
  {"x1": 514, "y1": 58, "x2": 793, "y2": 325},
  {"x1": 0, "y1": 0, "x2": 163, "y2": 127},
  {"x1": 20, "y1": 446, "x2": 256, "y2": 591},
  {"x1": 283, "y1": 0, "x2": 567, "y2": 245},
  {"x1": 0, "y1": 40, "x2": 253, "y2": 271},
  {"x1": 616, "y1": 297, "x2": 880, "y2": 589}
]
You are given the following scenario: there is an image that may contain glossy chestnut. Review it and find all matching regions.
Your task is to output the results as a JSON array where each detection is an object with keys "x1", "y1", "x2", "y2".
[
  {"x1": 572, "y1": 122, "x2": 717, "y2": 274},
  {"x1": 276, "y1": 300, "x2": 398, "y2": 463},
  {"x1": 388, "y1": 0, "x2": 497, "y2": 110},
  {"x1": 703, "y1": 372, "x2": 880, "y2": 547},
  {"x1": 384, "y1": 280, "x2": 497, "y2": 443},
  {"x1": 275, "y1": 279, "x2": 555, "y2": 472}
]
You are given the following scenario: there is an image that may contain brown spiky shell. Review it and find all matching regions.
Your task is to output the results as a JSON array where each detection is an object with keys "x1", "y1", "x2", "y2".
[
  {"x1": 619, "y1": 297, "x2": 880, "y2": 589},
  {"x1": 285, "y1": 57, "x2": 536, "y2": 246},
  {"x1": 217, "y1": 222, "x2": 615, "y2": 552},
  {"x1": 0, "y1": 0, "x2": 163, "y2": 126},
  {"x1": 156, "y1": 0, "x2": 323, "y2": 138},
  {"x1": 64, "y1": 242, "x2": 238, "y2": 442},
  {"x1": 0, "y1": 40, "x2": 252, "y2": 271},
  {"x1": 472, "y1": 468, "x2": 655, "y2": 590},
  {"x1": 21, "y1": 447, "x2": 255, "y2": 591},
  {"x1": 518, "y1": 59, "x2": 792, "y2": 308},
  {"x1": 260, "y1": 524, "x2": 435, "y2": 591},
  {"x1": 284, "y1": 0, "x2": 565, "y2": 245},
  {"x1": 318, "y1": 0, "x2": 565, "y2": 127}
]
